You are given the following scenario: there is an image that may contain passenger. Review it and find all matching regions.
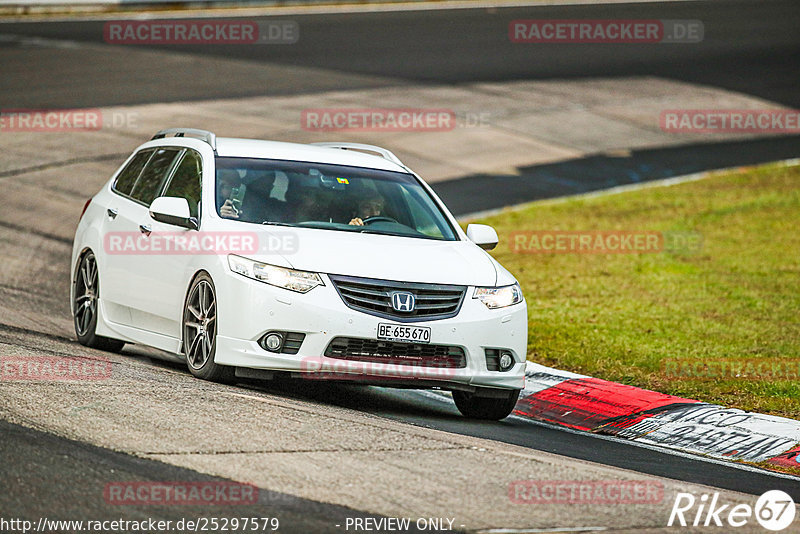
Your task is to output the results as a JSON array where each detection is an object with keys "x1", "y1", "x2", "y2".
[
  {"x1": 217, "y1": 170, "x2": 242, "y2": 220},
  {"x1": 239, "y1": 173, "x2": 287, "y2": 223},
  {"x1": 285, "y1": 183, "x2": 327, "y2": 223}
]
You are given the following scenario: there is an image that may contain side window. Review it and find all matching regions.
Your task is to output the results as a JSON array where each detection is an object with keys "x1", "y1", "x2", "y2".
[
  {"x1": 113, "y1": 150, "x2": 153, "y2": 197},
  {"x1": 130, "y1": 148, "x2": 181, "y2": 206},
  {"x1": 163, "y1": 150, "x2": 202, "y2": 218}
]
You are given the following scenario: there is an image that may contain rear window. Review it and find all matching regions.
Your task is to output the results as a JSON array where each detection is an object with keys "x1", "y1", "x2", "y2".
[
  {"x1": 113, "y1": 150, "x2": 152, "y2": 196},
  {"x1": 163, "y1": 150, "x2": 202, "y2": 218},
  {"x1": 130, "y1": 148, "x2": 182, "y2": 206}
]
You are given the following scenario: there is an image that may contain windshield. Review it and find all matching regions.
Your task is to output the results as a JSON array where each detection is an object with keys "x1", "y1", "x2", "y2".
[{"x1": 214, "y1": 157, "x2": 458, "y2": 241}]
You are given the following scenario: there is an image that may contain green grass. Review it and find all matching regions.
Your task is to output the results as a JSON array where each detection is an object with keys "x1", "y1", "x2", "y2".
[{"x1": 474, "y1": 163, "x2": 800, "y2": 419}]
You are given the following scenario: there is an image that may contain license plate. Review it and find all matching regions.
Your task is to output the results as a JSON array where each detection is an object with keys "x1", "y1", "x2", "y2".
[{"x1": 377, "y1": 323, "x2": 431, "y2": 344}]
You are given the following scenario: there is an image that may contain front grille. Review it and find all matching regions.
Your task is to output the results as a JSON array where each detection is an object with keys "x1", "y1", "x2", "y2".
[
  {"x1": 324, "y1": 337, "x2": 466, "y2": 368},
  {"x1": 329, "y1": 275, "x2": 466, "y2": 322}
]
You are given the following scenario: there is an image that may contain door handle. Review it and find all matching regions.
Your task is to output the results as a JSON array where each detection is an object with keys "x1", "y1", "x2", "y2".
[
  {"x1": 139, "y1": 224, "x2": 152, "y2": 236},
  {"x1": 107, "y1": 208, "x2": 118, "y2": 219}
]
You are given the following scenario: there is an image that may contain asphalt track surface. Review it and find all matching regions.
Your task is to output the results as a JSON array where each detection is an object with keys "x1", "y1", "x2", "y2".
[
  {"x1": 235, "y1": 379, "x2": 800, "y2": 500},
  {"x1": 1, "y1": 419, "x2": 435, "y2": 533},
  {"x1": 2, "y1": 0, "x2": 799, "y2": 108},
  {"x1": 2, "y1": 0, "x2": 800, "y2": 525},
  {"x1": 2, "y1": 0, "x2": 799, "y2": 213}
]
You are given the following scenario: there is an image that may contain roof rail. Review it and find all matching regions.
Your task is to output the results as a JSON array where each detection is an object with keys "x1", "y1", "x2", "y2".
[
  {"x1": 311, "y1": 142, "x2": 406, "y2": 168},
  {"x1": 152, "y1": 128, "x2": 217, "y2": 152}
]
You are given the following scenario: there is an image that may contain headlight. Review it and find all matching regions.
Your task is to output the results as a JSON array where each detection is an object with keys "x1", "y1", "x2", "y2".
[
  {"x1": 228, "y1": 255, "x2": 323, "y2": 293},
  {"x1": 473, "y1": 283, "x2": 523, "y2": 309}
]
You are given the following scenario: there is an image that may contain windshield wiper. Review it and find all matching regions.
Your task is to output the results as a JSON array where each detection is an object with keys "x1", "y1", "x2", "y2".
[
  {"x1": 357, "y1": 227, "x2": 440, "y2": 240},
  {"x1": 358, "y1": 228, "x2": 412, "y2": 237},
  {"x1": 260, "y1": 221, "x2": 295, "y2": 227}
]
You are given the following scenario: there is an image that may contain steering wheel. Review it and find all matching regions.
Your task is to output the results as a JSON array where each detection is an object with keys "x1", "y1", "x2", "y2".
[{"x1": 362, "y1": 216, "x2": 397, "y2": 225}]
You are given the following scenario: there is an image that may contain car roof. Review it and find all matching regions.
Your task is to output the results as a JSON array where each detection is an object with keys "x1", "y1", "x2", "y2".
[{"x1": 215, "y1": 137, "x2": 409, "y2": 173}]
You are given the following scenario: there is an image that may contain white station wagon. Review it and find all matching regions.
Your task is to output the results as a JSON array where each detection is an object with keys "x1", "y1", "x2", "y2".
[{"x1": 71, "y1": 128, "x2": 527, "y2": 419}]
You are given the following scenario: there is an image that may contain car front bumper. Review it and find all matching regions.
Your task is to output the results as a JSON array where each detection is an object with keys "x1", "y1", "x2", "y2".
[{"x1": 213, "y1": 272, "x2": 527, "y2": 391}]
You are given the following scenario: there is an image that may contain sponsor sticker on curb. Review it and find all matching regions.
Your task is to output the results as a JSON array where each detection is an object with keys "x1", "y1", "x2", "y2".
[{"x1": 615, "y1": 404, "x2": 800, "y2": 462}]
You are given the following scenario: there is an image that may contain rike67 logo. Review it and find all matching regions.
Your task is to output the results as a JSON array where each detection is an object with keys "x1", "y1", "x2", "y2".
[{"x1": 668, "y1": 490, "x2": 796, "y2": 531}]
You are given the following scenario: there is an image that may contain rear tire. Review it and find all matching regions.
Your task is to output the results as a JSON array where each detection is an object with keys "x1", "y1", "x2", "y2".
[
  {"x1": 73, "y1": 251, "x2": 125, "y2": 353},
  {"x1": 183, "y1": 273, "x2": 234, "y2": 382},
  {"x1": 453, "y1": 388, "x2": 520, "y2": 420}
]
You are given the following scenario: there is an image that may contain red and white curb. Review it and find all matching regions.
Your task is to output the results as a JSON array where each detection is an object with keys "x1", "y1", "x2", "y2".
[{"x1": 514, "y1": 362, "x2": 800, "y2": 470}]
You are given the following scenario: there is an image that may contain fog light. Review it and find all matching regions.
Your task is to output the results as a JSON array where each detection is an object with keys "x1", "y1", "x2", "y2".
[
  {"x1": 264, "y1": 333, "x2": 283, "y2": 352},
  {"x1": 499, "y1": 351, "x2": 514, "y2": 371}
]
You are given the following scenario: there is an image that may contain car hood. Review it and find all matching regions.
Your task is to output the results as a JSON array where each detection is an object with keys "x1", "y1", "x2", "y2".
[{"x1": 252, "y1": 227, "x2": 499, "y2": 286}]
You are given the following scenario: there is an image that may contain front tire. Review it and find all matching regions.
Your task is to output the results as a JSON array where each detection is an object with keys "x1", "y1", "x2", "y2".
[
  {"x1": 73, "y1": 251, "x2": 125, "y2": 353},
  {"x1": 183, "y1": 273, "x2": 233, "y2": 382},
  {"x1": 453, "y1": 388, "x2": 520, "y2": 420}
]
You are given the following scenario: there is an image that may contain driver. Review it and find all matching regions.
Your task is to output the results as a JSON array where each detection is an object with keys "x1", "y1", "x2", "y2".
[{"x1": 348, "y1": 192, "x2": 385, "y2": 226}]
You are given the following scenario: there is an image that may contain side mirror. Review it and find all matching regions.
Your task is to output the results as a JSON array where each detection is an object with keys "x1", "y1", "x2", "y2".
[
  {"x1": 149, "y1": 197, "x2": 198, "y2": 230},
  {"x1": 466, "y1": 223, "x2": 499, "y2": 251}
]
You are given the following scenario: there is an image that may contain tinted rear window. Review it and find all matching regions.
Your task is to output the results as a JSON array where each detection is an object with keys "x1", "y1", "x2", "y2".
[
  {"x1": 113, "y1": 150, "x2": 152, "y2": 196},
  {"x1": 130, "y1": 148, "x2": 182, "y2": 206},
  {"x1": 163, "y1": 150, "x2": 202, "y2": 218}
]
